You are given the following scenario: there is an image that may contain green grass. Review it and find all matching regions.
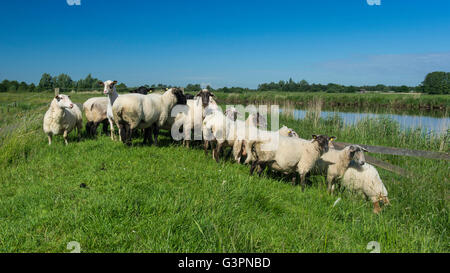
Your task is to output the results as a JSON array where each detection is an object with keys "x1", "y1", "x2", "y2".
[{"x1": 0, "y1": 92, "x2": 448, "y2": 253}]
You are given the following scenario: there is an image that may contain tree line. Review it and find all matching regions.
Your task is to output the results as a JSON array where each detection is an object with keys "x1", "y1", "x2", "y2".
[
  {"x1": 0, "y1": 73, "x2": 128, "y2": 93},
  {"x1": 0, "y1": 71, "x2": 448, "y2": 94},
  {"x1": 256, "y1": 72, "x2": 449, "y2": 94}
]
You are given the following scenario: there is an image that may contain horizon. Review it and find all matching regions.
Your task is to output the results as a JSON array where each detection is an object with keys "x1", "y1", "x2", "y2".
[{"x1": 0, "y1": 0, "x2": 449, "y2": 88}]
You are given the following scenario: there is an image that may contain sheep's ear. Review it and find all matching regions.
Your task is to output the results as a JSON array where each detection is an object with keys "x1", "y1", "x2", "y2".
[
  {"x1": 329, "y1": 136, "x2": 337, "y2": 142},
  {"x1": 112, "y1": 81, "x2": 117, "y2": 86},
  {"x1": 195, "y1": 91, "x2": 202, "y2": 97},
  {"x1": 55, "y1": 95, "x2": 60, "y2": 101},
  {"x1": 348, "y1": 145, "x2": 357, "y2": 152},
  {"x1": 361, "y1": 146, "x2": 369, "y2": 152},
  {"x1": 312, "y1": 135, "x2": 318, "y2": 140},
  {"x1": 98, "y1": 81, "x2": 104, "y2": 86}
]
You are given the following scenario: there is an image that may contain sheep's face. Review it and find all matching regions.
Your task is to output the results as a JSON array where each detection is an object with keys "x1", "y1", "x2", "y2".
[
  {"x1": 249, "y1": 112, "x2": 267, "y2": 128},
  {"x1": 172, "y1": 88, "x2": 187, "y2": 105},
  {"x1": 312, "y1": 135, "x2": 336, "y2": 154},
  {"x1": 99, "y1": 80, "x2": 117, "y2": 95},
  {"x1": 54, "y1": 95, "x2": 74, "y2": 109},
  {"x1": 285, "y1": 127, "x2": 299, "y2": 138},
  {"x1": 196, "y1": 89, "x2": 215, "y2": 107},
  {"x1": 225, "y1": 107, "x2": 238, "y2": 121},
  {"x1": 349, "y1": 145, "x2": 368, "y2": 166}
]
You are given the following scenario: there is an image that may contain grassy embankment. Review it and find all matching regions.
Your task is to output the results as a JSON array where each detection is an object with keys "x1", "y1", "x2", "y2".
[{"x1": 0, "y1": 92, "x2": 448, "y2": 252}]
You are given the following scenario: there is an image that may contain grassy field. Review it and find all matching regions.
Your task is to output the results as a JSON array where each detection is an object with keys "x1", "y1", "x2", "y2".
[{"x1": 0, "y1": 92, "x2": 448, "y2": 253}]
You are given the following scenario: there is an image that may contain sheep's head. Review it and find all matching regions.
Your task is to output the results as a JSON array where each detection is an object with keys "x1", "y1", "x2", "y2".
[
  {"x1": 288, "y1": 130, "x2": 299, "y2": 138},
  {"x1": 196, "y1": 89, "x2": 215, "y2": 107},
  {"x1": 312, "y1": 135, "x2": 336, "y2": 154},
  {"x1": 280, "y1": 126, "x2": 299, "y2": 138},
  {"x1": 99, "y1": 80, "x2": 117, "y2": 95},
  {"x1": 249, "y1": 112, "x2": 267, "y2": 128},
  {"x1": 171, "y1": 88, "x2": 187, "y2": 105},
  {"x1": 54, "y1": 94, "x2": 74, "y2": 109},
  {"x1": 225, "y1": 107, "x2": 239, "y2": 121},
  {"x1": 348, "y1": 145, "x2": 368, "y2": 166}
]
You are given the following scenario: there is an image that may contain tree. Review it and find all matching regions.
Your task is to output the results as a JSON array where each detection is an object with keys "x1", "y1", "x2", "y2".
[
  {"x1": 54, "y1": 74, "x2": 73, "y2": 89},
  {"x1": 421, "y1": 71, "x2": 449, "y2": 94},
  {"x1": 38, "y1": 73, "x2": 54, "y2": 91},
  {"x1": 0, "y1": 80, "x2": 9, "y2": 92},
  {"x1": 185, "y1": 83, "x2": 201, "y2": 93},
  {"x1": 18, "y1": 81, "x2": 29, "y2": 92},
  {"x1": 116, "y1": 83, "x2": 127, "y2": 91}
]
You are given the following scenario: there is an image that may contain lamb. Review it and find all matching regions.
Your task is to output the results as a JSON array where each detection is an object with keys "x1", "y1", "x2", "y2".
[
  {"x1": 112, "y1": 88, "x2": 187, "y2": 145},
  {"x1": 342, "y1": 162, "x2": 390, "y2": 214},
  {"x1": 83, "y1": 97, "x2": 109, "y2": 136},
  {"x1": 313, "y1": 144, "x2": 367, "y2": 194},
  {"x1": 99, "y1": 80, "x2": 120, "y2": 140},
  {"x1": 250, "y1": 134, "x2": 334, "y2": 190},
  {"x1": 43, "y1": 94, "x2": 83, "y2": 145}
]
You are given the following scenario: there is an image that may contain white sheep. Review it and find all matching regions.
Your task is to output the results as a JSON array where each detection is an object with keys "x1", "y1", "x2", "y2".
[
  {"x1": 250, "y1": 134, "x2": 334, "y2": 190},
  {"x1": 202, "y1": 107, "x2": 239, "y2": 160},
  {"x1": 314, "y1": 144, "x2": 367, "y2": 194},
  {"x1": 342, "y1": 162, "x2": 390, "y2": 214},
  {"x1": 112, "y1": 88, "x2": 186, "y2": 145},
  {"x1": 43, "y1": 94, "x2": 82, "y2": 145},
  {"x1": 83, "y1": 97, "x2": 109, "y2": 136},
  {"x1": 238, "y1": 125, "x2": 299, "y2": 170},
  {"x1": 99, "y1": 80, "x2": 120, "y2": 140},
  {"x1": 203, "y1": 111, "x2": 265, "y2": 163}
]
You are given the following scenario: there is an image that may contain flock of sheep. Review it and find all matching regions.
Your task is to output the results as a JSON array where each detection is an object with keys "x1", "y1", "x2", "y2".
[{"x1": 43, "y1": 80, "x2": 390, "y2": 214}]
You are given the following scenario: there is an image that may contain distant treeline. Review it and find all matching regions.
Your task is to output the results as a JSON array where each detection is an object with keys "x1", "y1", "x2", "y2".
[
  {"x1": 0, "y1": 71, "x2": 448, "y2": 95},
  {"x1": 256, "y1": 72, "x2": 449, "y2": 95}
]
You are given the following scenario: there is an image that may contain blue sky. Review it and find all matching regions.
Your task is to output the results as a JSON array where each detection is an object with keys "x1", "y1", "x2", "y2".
[{"x1": 0, "y1": 0, "x2": 449, "y2": 88}]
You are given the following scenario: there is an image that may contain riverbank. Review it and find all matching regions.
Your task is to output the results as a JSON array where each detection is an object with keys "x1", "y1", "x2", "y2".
[{"x1": 214, "y1": 91, "x2": 450, "y2": 112}]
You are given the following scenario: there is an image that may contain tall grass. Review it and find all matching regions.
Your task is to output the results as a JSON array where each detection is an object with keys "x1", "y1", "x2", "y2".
[{"x1": 215, "y1": 91, "x2": 450, "y2": 115}]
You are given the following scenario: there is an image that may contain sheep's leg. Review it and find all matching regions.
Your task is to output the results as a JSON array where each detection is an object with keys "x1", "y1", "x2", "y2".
[
  {"x1": 119, "y1": 124, "x2": 127, "y2": 144},
  {"x1": 215, "y1": 142, "x2": 222, "y2": 163},
  {"x1": 225, "y1": 147, "x2": 233, "y2": 159},
  {"x1": 153, "y1": 126, "x2": 159, "y2": 146},
  {"x1": 292, "y1": 173, "x2": 299, "y2": 186},
  {"x1": 257, "y1": 163, "x2": 265, "y2": 176},
  {"x1": 204, "y1": 140, "x2": 209, "y2": 156},
  {"x1": 327, "y1": 175, "x2": 335, "y2": 195},
  {"x1": 109, "y1": 118, "x2": 115, "y2": 140},
  {"x1": 92, "y1": 122, "x2": 99, "y2": 137},
  {"x1": 63, "y1": 130, "x2": 69, "y2": 146},
  {"x1": 250, "y1": 161, "x2": 258, "y2": 175},
  {"x1": 143, "y1": 127, "x2": 152, "y2": 145},
  {"x1": 299, "y1": 173, "x2": 306, "y2": 190},
  {"x1": 47, "y1": 134, "x2": 52, "y2": 145},
  {"x1": 373, "y1": 201, "x2": 381, "y2": 214},
  {"x1": 85, "y1": 122, "x2": 93, "y2": 137},
  {"x1": 102, "y1": 120, "x2": 109, "y2": 135}
]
